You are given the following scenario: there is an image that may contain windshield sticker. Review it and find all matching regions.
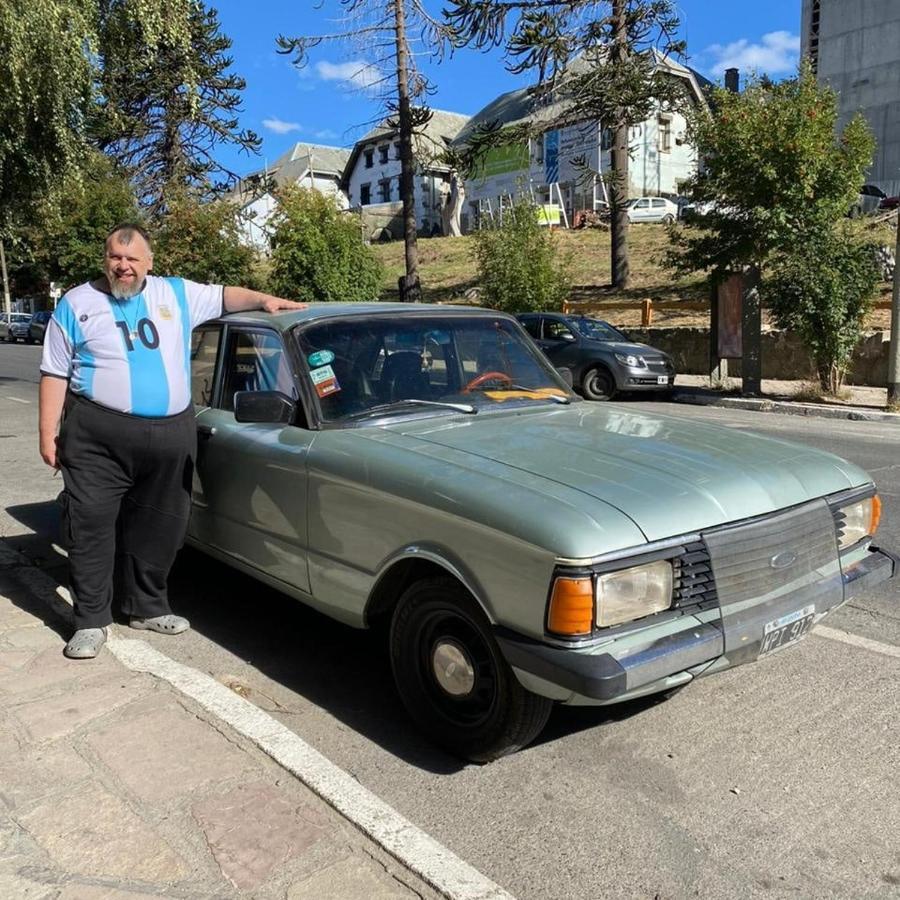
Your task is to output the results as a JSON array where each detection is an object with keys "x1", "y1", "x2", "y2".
[
  {"x1": 310, "y1": 364, "x2": 340, "y2": 398},
  {"x1": 308, "y1": 349, "x2": 335, "y2": 367}
]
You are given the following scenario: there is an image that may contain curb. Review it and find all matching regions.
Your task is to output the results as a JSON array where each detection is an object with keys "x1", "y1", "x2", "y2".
[{"x1": 671, "y1": 391, "x2": 900, "y2": 424}]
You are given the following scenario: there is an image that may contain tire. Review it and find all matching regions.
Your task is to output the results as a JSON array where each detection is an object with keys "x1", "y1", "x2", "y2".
[
  {"x1": 662, "y1": 213, "x2": 675, "y2": 225},
  {"x1": 581, "y1": 366, "x2": 616, "y2": 401},
  {"x1": 390, "y1": 576, "x2": 552, "y2": 763}
]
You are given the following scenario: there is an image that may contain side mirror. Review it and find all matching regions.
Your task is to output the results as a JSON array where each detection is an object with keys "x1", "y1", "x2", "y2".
[
  {"x1": 556, "y1": 367, "x2": 574, "y2": 388},
  {"x1": 234, "y1": 390, "x2": 296, "y2": 424}
]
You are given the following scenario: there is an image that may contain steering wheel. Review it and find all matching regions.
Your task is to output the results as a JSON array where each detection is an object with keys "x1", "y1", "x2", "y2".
[{"x1": 462, "y1": 370, "x2": 513, "y2": 394}]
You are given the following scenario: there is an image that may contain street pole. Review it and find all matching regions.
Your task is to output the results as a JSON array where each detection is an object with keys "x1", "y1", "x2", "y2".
[
  {"x1": 889, "y1": 211, "x2": 900, "y2": 405},
  {"x1": 0, "y1": 239, "x2": 11, "y2": 317}
]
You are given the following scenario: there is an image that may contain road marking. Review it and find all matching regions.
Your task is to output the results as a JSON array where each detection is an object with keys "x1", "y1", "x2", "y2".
[
  {"x1": 11, "y1": 570, "x2": 513, "y2": 900},
  {"x1": 814, "y1": 625, "x2": 900, "y2": 660},
  {"x1": 109, "y1": 637, "x2": 514, "y2": 900},
  {"x1": 4, "y1": 396, "x2": 30, "y2": 404}
]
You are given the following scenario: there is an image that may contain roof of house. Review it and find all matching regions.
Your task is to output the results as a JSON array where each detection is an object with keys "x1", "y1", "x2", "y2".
[
  {"x1": 453, "y1": 49, "x2": 709, "y2": 147},
  {"x1": 340, "y1": 109, "x2": 471, "y2": 190},
  {"x1": 230, "y1": 143, "x2": 352, "y2": 205}
]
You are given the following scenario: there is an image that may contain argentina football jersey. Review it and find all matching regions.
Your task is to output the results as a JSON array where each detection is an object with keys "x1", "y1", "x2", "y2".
[{"x1": 40, "y1": 276, "x2": 223, "y2": 416}]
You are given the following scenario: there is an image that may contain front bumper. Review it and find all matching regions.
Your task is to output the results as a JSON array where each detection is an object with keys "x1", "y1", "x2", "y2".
[{"x1": 496, "y1": 545, "x2": 897, "y2": 704}]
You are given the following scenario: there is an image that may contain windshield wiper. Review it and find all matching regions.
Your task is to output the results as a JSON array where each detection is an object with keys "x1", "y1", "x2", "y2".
[{"x1": 345, "y1": 399, "x2": 478, "y2": 420}]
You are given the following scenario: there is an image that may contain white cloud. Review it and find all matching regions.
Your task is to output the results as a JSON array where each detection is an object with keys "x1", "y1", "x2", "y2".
[
  {"x1": 703, "y1": 31, "x2": 800, "y2": 77},
  {"x1": 314, "y1": 129, "x2": 338, "y2": 140},
  {"x1": 262, "y1": 117, "x2": 302, "y2": 135},
  {"x1": 315, "y1": 59, "x2": 382, "y2": 90}
]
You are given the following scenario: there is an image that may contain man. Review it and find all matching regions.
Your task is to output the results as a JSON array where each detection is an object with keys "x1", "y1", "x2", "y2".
[{"x1": 39, "y1": 223, "x2": 305, "y2": 659}]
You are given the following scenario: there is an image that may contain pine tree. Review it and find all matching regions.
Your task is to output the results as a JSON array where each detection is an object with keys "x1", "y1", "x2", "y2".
[{"x1": 95, "y1": 0, "x2": 260, "y2": 216}]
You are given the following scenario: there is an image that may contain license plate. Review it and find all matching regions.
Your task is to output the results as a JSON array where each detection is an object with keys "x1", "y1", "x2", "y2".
[
  {"x1": 657, "y1": 376, "x2": 668, "y2": 385},
  {"x1": 759, "y1": 604, "x2": 815, "y2": 657}
]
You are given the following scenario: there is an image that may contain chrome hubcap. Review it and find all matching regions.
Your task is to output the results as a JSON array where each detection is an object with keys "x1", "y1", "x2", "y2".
[{"x1": 432, "y1": 640, "x2": 476, "y2": 696}]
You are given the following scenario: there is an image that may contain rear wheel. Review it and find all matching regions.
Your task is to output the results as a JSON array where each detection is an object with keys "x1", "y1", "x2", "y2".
[
  {"x1": 581, "y1": 366, "x2": 615, "y2": 401},
  {"x1": 390, "y1": 576, "x2": 552, "y2": 762},
  {"x1": 662, "y1": 213, "x2": 675, "y2": 225}
]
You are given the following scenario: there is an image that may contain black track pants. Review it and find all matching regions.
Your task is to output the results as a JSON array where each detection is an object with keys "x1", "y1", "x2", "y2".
[{"x1": 58, "y1": 393, "x2": 197, "y2": 629}]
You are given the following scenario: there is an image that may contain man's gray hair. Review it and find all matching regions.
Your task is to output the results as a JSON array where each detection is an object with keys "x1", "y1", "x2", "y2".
[{"x1": 106, "y1": 222, "x2": 153, "y2": 252}]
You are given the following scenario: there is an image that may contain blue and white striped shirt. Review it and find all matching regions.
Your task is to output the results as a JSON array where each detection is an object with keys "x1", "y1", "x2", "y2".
[{"x1": 40, "y1": 276, "x2": 223, "y2": 416}]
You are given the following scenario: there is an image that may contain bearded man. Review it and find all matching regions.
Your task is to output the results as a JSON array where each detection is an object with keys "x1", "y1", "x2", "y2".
[{"x1": 38, "y1": 223, "x2": 305, "y2": 658}]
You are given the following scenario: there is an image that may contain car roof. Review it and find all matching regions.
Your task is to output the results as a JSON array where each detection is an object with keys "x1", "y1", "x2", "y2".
[{"x1": 219, "y1": 302, "x2": 519, "y2": 331}]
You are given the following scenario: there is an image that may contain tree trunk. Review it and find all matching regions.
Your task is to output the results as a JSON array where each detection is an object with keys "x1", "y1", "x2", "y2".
[
  {"x1": 0, "y1": 240, "x2": 11, "y2": 317},
  {"x1": 393, "y1": 0, "x2": 421, "y2": 302},
  {"x1": 609, "y1": 0, "x2": 630, "y2": 290}
]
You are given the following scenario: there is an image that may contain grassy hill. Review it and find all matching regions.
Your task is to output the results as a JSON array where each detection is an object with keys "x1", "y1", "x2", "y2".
[{"x1": 370, "y1": 221, "x2": 895, "y2": 330}]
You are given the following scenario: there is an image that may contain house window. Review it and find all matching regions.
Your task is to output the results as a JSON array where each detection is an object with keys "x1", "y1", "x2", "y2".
[
  {"x1": 364, "y1": 148, "x2": 374, "y2": 169},
  {"x1": 601, "y1": 127, "x2": 613, "y2": 151},
  {"x1": 393, "y1": 141, "x2": 401, "y2": 160},
  {"x1": 533, "y1": 135, "x2": 544, "y2": 164},
  {"x1": 360, "y1": 183, "x2": 371, "y2": 205},
  {"x1": 378, "y1": 179, "x2": 391, "y2": 202},
  {"x1": 658, "y1": 117, "x2": 672, "y2": 153},
  {"x1": 379, "y1": 145, "x2": 389, "y2": 164}
]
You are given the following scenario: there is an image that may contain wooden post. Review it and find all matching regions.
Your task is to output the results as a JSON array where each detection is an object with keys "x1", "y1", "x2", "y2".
[{"x1": 641, "y1": 298, "x2": 652, "y2": 327}]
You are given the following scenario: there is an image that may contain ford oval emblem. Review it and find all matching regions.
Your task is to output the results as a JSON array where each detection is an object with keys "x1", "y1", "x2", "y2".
[{"x1": 770, "y1": 551, "x2": 797, "y2": 570}]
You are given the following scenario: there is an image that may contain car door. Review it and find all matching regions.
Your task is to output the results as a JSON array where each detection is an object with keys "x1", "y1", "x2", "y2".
[
  {"x1": 629, "y1": 198, "x2": 650, "y2": 222},
  {"x1": 538, "y1": 317, "x2": 581, "y2": 368},
  {"x1": 190, "y1": 323, "x2": 314, "y2": 594},
  {"x1": 650, "y1": 198, "x2": 667, "y2": 222}
]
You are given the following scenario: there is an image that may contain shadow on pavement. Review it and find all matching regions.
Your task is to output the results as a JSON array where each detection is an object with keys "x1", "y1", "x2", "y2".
[{"x1": 5, "y1": 501, "x2": 669, "y2": 772}]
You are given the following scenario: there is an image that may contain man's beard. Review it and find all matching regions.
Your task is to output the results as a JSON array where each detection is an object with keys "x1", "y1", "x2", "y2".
[{"x1": 109, "y1": 277, "x2": 145, "y2": 300}]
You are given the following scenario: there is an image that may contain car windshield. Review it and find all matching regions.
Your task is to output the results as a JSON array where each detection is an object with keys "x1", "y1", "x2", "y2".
[
  {"x1": 295, "y1": 313, "x2": 572, "y2": 423},
  {"x1": 11, "y1": 314, "x2": 31, "y2": 322},
  {"x1": 570, "y1": 317, "x2": 627, "y2": 342}
]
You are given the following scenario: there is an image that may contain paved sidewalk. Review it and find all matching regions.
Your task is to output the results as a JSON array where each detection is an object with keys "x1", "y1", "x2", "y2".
[
  {"x1": 0, "y1": 542, "x2": 447, "y2": 900},
  {"x1": 672, "y1": 375, "x2": 900, "y2": 423}
]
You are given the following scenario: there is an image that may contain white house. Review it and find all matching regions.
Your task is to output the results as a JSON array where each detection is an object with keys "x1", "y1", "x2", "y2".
[
  {"x1": 230, "y1": 143, "x2": 351, "y2": 249},
  {"x1": 342, "y1": 110, "x2": 470, "y2": 239},
  {"x1": 453, "y1": 51, "x2": 711, "y2": 230}
]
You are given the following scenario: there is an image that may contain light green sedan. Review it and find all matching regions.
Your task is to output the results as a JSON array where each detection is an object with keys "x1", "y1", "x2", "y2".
[{"x1": 187, "y1": 303, "x2": 897, "y2": 762}]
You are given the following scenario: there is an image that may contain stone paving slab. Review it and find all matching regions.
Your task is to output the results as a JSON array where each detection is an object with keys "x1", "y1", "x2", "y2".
[
  {"x1": 17, "y1": 785, "x2": 189, "y2": 882},
  {"x1": 192, "y1": 780, "x2": 335, "y2": 891},
  {"x1": 87, "y1": 701, "x2": 258, "y2": 804},
  {"x1": 0, "y1": 740, "x2": 92, "y2": 810},
  {"x1": 287, "y1": 855, "x2": 422, "y2": 899}
]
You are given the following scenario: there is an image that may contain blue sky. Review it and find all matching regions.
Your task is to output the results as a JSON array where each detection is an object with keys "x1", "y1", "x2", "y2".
[{"x1": 212, "y1": 0, "x2": 802, "y2": 178}]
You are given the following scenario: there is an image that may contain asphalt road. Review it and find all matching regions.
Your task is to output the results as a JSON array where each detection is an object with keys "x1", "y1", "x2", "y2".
[{"x1": 2, "y1": 344, "x2": 899, "y2": 900}]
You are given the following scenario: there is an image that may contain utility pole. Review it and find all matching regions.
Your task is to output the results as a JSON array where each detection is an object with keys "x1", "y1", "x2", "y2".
[
  {"x1": 889, "y1": 211, "x2": 900, "y2": 405},
  {"x1": 0, "y1": 240, "x2": 11, "y2": 316},
  {"x1": 609, "y1": 0, "x2": 630, "y2": 290},
  {"x1": 393, "y1": 0, "x2": 421, "y2": 302}
]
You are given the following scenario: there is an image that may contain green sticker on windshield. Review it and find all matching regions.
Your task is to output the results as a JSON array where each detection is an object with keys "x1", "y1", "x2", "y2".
[{"x1": 308, "y1": 349, "x2": 335, "y2": 367}]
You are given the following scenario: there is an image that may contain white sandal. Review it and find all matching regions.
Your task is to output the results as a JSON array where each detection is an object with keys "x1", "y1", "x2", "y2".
[
  {"x1": 129, "y1": 614, "x2": 190, "y2": 635},
  {"x1": 64, "y1": 628, "x2": 107, "y2": 659}
]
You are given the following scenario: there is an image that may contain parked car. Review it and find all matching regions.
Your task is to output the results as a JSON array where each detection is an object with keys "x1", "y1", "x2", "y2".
[
  {"x1": 849, "y1": 184, "x2": 887, "y2": 217},
  {"x1": 517, "y1": 312, "x2": 675, "y2": 400},
  {"x1": 29, "y1": 310, "x2": 52, "y2": 344},
  {"x1": 878, "y1": 195, "x2": 899, "y2": 212},
  {"x1": 626, "y1": 196, "x2": 678, "y2": 224},
  {"x1": 0, "y1": 312, "x2": 34, "y2": 343},
  {"x1": 186, "y1": 303, "x2": 896, "y2": 761}
]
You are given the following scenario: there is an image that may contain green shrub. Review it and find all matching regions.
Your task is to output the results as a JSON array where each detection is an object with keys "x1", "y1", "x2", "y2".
[
  {"x1": 472, "y1": 200, "x2": 570, "y2": 313},
  {"x1": 269, "y1": 186, "x2": 383, "y2": 302},
  {"x1": 765, "y1": 224, "x2": 879, "y2": 394}
]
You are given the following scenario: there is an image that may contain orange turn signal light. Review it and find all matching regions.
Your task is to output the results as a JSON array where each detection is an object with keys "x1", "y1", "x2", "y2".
[
  {"x1": 547, "y1": 577, "x2": 594, "y2": 636},
  {"x1": 871, "y1": 494, "x2": 882, "y2": 535}
]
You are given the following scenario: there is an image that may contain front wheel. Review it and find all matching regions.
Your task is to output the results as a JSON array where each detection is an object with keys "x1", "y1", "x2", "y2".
[
  {"x1": 581, "y1": 366, "x2": 616, "y2": 401},
  {"x1": 390, "y1": 577, "x2": 552, "y2": 762}
]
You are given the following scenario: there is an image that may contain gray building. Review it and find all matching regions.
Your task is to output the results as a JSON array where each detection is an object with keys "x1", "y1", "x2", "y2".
[{"x1": 802, "y1": 0, "x2": 900, "y2": 194}]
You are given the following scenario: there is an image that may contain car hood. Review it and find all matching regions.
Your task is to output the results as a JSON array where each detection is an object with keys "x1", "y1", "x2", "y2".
[
  {"x1": 585, "y1": 340, "x2": 667, "y2": 358},
  {"x1": 381, "y1": 403, "x2": 868, "y2": 546}
]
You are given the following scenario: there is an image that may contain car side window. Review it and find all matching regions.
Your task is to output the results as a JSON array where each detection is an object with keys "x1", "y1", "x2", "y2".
[
  {"x1": 545, "y1": 320, "x2": 576, "y2": 342},
  {"x1": 220, "y1": 329, "x2": 297, "y2": 413},
  {"x1": 635, "y1": 199, "x2": 649, "y2": 208},
  {"x1": 652, "y1": 198, "x2": 665, "y2": 208},
  {"x1": 520, "y1": 317, "x2": 542, "y2": 339},
  {"x1": 190, "y1": 326, "x2": 221, "y2": 408}
]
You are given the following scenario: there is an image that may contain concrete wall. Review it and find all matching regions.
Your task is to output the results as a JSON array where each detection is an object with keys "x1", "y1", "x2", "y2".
[
  {"x1": 629, "y1": 327, "x2": 891, "y2": 386},
  {"x1": 802, "y1": 0, "x2": 900, "y2": 195}
]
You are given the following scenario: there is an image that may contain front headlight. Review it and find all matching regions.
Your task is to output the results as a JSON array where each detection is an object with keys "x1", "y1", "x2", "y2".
[
  {"x1": 837, "y1": 495, "x2": 881, "y2": 550},
  {"x1": 596, "y1": 560, "x2": 673, "y2": 627},
  {"x1": 614, "y1": 353, "x2": 647, "y2": 368}
]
